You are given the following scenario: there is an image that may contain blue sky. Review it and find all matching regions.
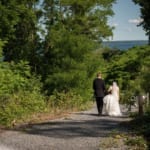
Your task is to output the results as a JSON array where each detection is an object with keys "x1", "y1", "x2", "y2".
[{"x1": 108, "y1": 0, "x2": 148, "y2": 41}]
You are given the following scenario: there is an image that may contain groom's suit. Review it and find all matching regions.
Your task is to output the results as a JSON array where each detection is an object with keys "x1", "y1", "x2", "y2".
[{"x1": 93, "y1": 77, "x2": 106, "y2": 115}]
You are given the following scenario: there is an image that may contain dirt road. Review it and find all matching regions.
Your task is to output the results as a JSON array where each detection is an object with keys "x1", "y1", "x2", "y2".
[{"x1": 0, "y1": 104, "x2": 131, "y2": 150}]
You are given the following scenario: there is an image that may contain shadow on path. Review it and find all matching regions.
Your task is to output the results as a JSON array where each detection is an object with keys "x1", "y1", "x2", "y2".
[
  {"x1": 0, "y1": 105, "x2": 135, "y2": 150},
  {"x1": 19, "y1": 113, "x2": 130, "y2": 139}
]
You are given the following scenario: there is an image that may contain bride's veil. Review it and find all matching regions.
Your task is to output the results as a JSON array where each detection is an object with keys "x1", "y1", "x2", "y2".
[{"x1": 112, "y1": 81, "x2": 119, "y2": 99}]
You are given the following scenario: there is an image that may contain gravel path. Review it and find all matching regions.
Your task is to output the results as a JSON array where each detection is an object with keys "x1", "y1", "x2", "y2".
[{"x1": 0, "y1": 104, "x2": 132, "y2": 150}]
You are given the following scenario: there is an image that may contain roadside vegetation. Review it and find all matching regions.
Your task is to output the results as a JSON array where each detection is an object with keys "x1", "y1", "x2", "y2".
[{"x1": 99, "y1": 45, "x2": 150, "y2": 150}]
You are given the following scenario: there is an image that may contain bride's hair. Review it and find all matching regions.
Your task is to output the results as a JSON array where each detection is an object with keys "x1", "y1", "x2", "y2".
[{"x1": 113, "y1": 81, "x2": 117, "y2": 86}]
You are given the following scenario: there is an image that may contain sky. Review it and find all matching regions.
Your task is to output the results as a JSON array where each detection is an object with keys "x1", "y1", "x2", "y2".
[{"x1": 108, "y1": 0, "x2": 148, "y2": 41}]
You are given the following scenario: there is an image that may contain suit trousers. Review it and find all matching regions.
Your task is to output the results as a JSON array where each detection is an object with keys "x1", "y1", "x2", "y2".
[{"x1": 95, "y1": 97, "x2": 103, "y2": 114}]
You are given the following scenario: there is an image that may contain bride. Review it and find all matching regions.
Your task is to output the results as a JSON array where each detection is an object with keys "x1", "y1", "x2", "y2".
[{"x1": 103, "y1": 82, "x2": 122, "y2": 116}]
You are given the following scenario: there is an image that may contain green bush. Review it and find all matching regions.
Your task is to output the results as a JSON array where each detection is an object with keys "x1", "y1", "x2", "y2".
[
  {"x1": 0, "y1": 61, "x2": 45, "y2": 126},
  {"x1": 47, "y1": 90, "x2": 91, "y2": 112}
]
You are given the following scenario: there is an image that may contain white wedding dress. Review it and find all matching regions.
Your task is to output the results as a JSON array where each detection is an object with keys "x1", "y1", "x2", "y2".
[{"x1": 103, "y1": 83, "x2": 122, "y2": 116}]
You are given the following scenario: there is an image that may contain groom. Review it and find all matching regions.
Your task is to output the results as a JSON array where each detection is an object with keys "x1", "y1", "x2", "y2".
[{"x1": 93, "y1": 72, "x2": 106, "y2": 115}]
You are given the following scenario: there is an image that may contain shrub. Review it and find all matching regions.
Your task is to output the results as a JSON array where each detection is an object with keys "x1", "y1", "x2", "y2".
[{"x1": 0, "y1": 61, "x2": 45, "y2": 126}]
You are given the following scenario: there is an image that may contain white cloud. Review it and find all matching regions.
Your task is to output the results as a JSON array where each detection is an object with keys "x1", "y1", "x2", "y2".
[{"x1": 128, "y1": 18, "x2": 143, "y2": 25}]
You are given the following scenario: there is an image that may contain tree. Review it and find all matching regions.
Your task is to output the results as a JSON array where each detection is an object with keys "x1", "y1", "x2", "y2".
[
  {"x1": 43, "y1": 0, "x2": 116, "y2": 42},
  {"x1": 133, "y1": 0, "x2": 150, "y2": 44},
  {"x1": 0, "y1": 0, "x2": 42, "y2": 68},
  {"x1": 41, "y1": 0, "x2": 116, "y2": 93}
]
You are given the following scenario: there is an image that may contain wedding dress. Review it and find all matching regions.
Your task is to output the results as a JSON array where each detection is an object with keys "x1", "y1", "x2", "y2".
[{"x1": 103, "y1": 82, "x2": 122, "y2": 116}]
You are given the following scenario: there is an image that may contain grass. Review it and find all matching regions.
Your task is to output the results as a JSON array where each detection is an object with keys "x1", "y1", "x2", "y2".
[
  {"x1": 99, "y1": 109, "x2": 150, "y2": 150},
  {"x1": 99, "y1": 131, "x2": 148, "y2": 150}
]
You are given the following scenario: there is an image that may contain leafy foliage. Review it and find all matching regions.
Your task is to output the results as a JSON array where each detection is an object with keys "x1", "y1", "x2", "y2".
[
  {"x1": 0, "y1": 0, "x2": 116, "y2": 126},
  {"x1": 132, "y1": 0, "x2": 150, "y2": 44},
  {"x1": 0, "y1": 61, "x2": 45, "y2": 126},
  {"x1": 41, "y1": 0, "x2": 116, "y2": 94},
  {"x1": 102, "y1": 45, "x2": 150, "y2": 104}
]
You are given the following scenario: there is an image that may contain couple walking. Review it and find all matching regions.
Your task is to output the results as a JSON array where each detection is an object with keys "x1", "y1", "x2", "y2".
[{"x1": 93, "y1": 72, "x2": 122, "y2": 116}]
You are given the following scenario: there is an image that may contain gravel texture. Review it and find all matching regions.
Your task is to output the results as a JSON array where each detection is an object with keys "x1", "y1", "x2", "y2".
[{"x1": 0, "y1": 104, "x2": 132, "y2": 150}]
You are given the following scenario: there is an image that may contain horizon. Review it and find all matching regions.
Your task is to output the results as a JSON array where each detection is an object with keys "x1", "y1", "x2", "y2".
[
  {"x1": 102, "y1": 40, "x2": 148, "y2": 50},
  {"x1": 103, "y1": 39, "x2": 148, "y2": 42}
]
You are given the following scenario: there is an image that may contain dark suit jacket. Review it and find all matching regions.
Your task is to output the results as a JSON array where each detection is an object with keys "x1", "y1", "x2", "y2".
[{"x1": 93, "y1": 78, "x2": 106, "y2": 97}]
